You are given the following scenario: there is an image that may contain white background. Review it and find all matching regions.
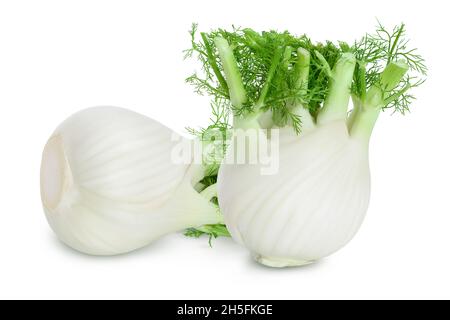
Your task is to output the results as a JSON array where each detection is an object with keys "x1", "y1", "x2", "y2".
[{"x1": 0, "y1": 0, "x2": 449, "y2": 300}]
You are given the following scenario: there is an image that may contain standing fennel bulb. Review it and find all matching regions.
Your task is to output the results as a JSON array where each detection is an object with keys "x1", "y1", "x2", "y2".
[
  {"x1": 40, "y1": 106, "x2": 223, "y2": 255},
  {"x1": 186, "y1": 23, "x2": 426, "y2": 266}
]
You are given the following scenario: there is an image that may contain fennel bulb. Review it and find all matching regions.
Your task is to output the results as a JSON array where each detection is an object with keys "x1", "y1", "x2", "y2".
[
  {"x1": 40, "y1": 106, "x2": 222, "y2": 255},
  {"x1": 186, "y1": 23, "x2": 426, "y2": 266},
  {"x1": 218, "y1": 122, "x2": 370, "y2": 267}
]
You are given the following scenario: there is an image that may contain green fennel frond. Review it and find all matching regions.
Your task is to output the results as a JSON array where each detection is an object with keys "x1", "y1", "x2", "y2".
[
  {"x1": 186, "y1": 21, "x2": 426, "y2": 131},
  {"x1": 184, "y1": 98, "x2": 231, "y2": 242},
  {"x1": 186, "y1": 25, "x2": 347, "y2": 133},
  {"x1": 184, "y1": 224, "x2": 231, "y2": 247},
  {"x1": 352, "y1": 21, "x2": 427, "y2": 113}
]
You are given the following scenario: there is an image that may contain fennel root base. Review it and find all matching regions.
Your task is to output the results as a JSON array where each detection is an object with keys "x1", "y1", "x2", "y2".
[{"x1": 253, "y1": 254, "x2": 313, "y2": 268}]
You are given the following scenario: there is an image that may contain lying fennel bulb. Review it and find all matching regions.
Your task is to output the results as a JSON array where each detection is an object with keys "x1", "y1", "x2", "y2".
[
  {"x1": 40, "y1": 106, "x2": 223, "y2": 255},
  {"x1": 186, "y1": 23, "x2": 426, "y2": 266}
]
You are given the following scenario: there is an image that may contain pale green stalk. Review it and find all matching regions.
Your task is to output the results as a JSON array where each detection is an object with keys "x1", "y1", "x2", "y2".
[
  {"x1": 292, "y1": 47, "x2": 314, "y2": 131},
  {"x1": 214, "y1": 37, "x2": 260, "y2": 130},
  {"x1": 317, "y1": 53, "x2": 356, "y2": 125},
  {"x1": 350, "y1": 60, "x2": 409, "y2": 141}
]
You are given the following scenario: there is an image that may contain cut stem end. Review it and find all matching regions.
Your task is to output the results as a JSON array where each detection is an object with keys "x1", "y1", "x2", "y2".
[
  {"x1": 40, "y1": 135, "x2": 72, "y2": 210},
  {"x1": 253, "y1": 253, "x2": 314, "y2": 268}
]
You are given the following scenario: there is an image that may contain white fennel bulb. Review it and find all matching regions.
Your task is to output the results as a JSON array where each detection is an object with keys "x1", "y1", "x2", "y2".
[
  {"x1": 218, "y1": 121, "x2": 370, "y2": 267},
  {"x1": 40, "y1": 106, "x2": 221, "y2": 255},
  {"x1": 186, "y1": 24, "x2": 426, "y2": 267}
]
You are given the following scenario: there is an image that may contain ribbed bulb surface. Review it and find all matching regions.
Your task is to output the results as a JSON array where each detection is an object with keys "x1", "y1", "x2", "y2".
[
  {"x1": 40, "y1": 107, "x2": 213, "y2": 255},
  {"x1": 218, "y1": 121, "x2": 371, "y2": 267}
]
